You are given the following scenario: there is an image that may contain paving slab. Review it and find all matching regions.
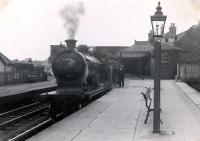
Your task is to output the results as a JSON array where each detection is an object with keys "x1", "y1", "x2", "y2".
[{"x1": 28, "y1": 79, "x2": 200, "y2": 141}]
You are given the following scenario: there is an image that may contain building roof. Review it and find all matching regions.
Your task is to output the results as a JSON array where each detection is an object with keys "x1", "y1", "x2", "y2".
[
  {"x1": 90, "y1": 46, "x2": 128, "y2": 52},
  {"x1": 163, "y1": 32, "x2": 170, "y2": 38},
  {"x1": 161, "y1": 42, "x2": 181, "y2": 50},
  {"x1": 134, "y1": 41, "x2": 150, "y2": 45},
  {"x1": 0, "y1": 52, "x2": 12, "y2": 65},
  {"x1": 125, "y1": 41, "x2": 153, "y2": 52},
  {"x1": 122, "y1": 41, "x2": 180, "y2": 53},
  {"x1": 91, "y1": 46, "x2": 128, "y2": 48},
  {"x1": 89, "y1": 46, "x2": 129, "y2": 54},
  {"x1": 177, "y1": 31, "x2": 186, "y2": 40}
]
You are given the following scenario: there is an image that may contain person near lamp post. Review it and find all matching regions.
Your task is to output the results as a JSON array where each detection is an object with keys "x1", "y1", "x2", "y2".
[{"x1": 118, "y1": 64, "x2": 125, "y2": 87}]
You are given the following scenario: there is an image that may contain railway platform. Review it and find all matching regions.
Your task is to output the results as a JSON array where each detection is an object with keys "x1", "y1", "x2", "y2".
[
  {"x1": 0, "y1": 79, "x2": 57, "y2": 97},
  {"x1": 28, "y1": 79, "x2": 200, "y2": 141}
]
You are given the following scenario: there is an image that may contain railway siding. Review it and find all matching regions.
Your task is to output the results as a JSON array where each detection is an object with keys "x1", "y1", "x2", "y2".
[{"x1": 0, "y1": 80, "x2": 57, "y2": 117}]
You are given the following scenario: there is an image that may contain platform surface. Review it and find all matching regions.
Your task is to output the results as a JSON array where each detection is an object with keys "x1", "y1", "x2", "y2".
[
  {"x1": 28, "y1": 79, "x2": 200, "y2": 141},
  {"x1": 176, "y1": 82, "x2": 200, "y2": 108},
  {"x1": 0, "y1": 80, "x2": 56, "y2": 97}
]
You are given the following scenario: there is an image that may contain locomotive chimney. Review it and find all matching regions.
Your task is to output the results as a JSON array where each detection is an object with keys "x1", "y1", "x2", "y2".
[{"x1": 65, "y1": 39, "x2": 77, "y2": 50}]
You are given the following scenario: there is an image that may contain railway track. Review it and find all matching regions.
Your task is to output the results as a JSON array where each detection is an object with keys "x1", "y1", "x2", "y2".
[
  {"x1": 0, "y1": 87, "x2": 110, "y2": 141},
  {"x1": 0, "y1": 102, "x2": 51, "y2": 141},
  {"x1": 0, "y1": 100, "x2": 90, "y2": 141}
]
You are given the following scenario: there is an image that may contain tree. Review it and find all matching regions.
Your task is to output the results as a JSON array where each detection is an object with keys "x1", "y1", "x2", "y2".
[
  {"x1": 77, "y1": 45, "x2": 89, "y2": 54},
  {"x1": 175, "y1": 27, "x2": 200, "y2": 63}
]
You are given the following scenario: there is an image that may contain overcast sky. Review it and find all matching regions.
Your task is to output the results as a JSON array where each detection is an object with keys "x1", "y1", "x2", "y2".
[{"x1": 0, "y1": 0, "x2": 200, "y2": 60}]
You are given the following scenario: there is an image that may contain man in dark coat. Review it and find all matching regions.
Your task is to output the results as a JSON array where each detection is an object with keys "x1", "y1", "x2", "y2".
[{"x1": 118, "y1": 65, "x2": 125, "y2": 87}]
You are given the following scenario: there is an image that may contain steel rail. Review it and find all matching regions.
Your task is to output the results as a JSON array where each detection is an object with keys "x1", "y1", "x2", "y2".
[
  {"x1": 8, "y1": 118, "x2": 51, "y2": 141},
  {"x1": 0, "y1": 102, "x2": 40, "y2": 117},
  {"x1": 0, "y1": 105, "x2": 49, "y2": 127}
]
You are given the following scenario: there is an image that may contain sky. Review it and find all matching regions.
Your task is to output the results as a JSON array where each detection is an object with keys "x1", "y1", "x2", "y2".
[{"x1": 0, "y1": 0, "x2": 200, "y2": 60}]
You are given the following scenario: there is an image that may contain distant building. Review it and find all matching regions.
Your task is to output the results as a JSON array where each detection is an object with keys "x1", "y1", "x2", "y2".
[
  {"x1": 0, "y1": 52, "x2": 12, "y2": 72},
  {"x1": 12, "y1": 63, "x2": 34, "y2": 72},
  {"x1": 49, "y1": 42, "x2": 128, "y2": 62},
  {"x1": 0, "y1": 52, "x2": 47, "y2": 85},
  {"x1": 90, "y1": 46, "x2": 128, "y2": 54},
  {"x1": 89, "y1": 46, "x2": 129, "y2": 61},
  {"x1": 49, "y1": 43, "x2": 66, "y2": 64}
]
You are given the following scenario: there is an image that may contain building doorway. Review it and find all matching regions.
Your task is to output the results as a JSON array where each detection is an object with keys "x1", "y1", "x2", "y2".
[{"x1": 122, "y1": 57, "x2": 150, "y2": 76}]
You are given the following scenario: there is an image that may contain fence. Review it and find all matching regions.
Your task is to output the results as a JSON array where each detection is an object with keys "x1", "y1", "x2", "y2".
[
  {"x1": 177, "y1": 64, "x2": 200, "y2": 82},
  {"x1": 0, "y1": 71, "x2": 47, "y2": 86}
]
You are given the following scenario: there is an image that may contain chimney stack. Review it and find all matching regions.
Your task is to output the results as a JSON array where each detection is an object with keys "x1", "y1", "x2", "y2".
[
  {"x1": 169, "y1": 23, "x2": 176, "y2": 38},
  {"x1": 65, "y1": 39, "x2": 77, "y2": 50}
]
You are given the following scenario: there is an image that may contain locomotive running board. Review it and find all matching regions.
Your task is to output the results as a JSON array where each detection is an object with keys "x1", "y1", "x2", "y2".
[{"x1": 85, "y1": 86, "x2": 110, "y2": 99}]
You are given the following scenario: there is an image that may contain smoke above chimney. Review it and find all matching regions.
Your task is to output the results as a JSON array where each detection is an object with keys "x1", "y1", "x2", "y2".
[
  {"x1": 60, "y1": 1, "x2": 85, "y2": 39},
  {"x1": 0, "y1": 0, "x2": 10, "y2": 10}
]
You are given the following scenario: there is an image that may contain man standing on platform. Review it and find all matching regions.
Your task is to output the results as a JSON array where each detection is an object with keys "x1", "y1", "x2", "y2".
[{"x1": 118, "y1": 65, "x2": 125, "y2": 87}]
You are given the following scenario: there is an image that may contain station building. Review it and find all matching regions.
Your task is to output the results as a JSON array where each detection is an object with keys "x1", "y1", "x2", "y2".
[
  {"x1": 120, "y1": 23, "x2": 180, "y2": 79},
  {"x1": 90, "y1": 24, "x2": 180, "y2": 79},
  {"x1": 120, "y1": 40, "x2": 180, "y2": 79}
]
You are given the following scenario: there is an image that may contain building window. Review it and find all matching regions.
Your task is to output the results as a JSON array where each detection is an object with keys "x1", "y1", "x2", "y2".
[
  {"x1": 174, "y1": 36, "x2": 177, "y2": 41},
  {"x1": 8, "y1": 73, "x2": 13, "y2": 81},
  {"x1": 14, "y1": 73, "x2": 20, "y2": 79},
  {"x1": 161, "y1": 53, "x2": 169, "y2": 63},
  {"x1": 0, "y1": 74, "x2": 3, "y2": 83}
]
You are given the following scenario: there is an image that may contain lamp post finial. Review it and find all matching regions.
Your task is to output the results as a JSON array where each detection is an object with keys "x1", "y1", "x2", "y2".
[{"x1": 155, "y1": 1, "x2": 163, "y2": 15}]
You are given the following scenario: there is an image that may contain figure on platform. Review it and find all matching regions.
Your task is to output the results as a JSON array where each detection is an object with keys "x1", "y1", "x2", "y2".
[
  {"x1": 112, "y1": 64, "x2": 118, "y2": 84},
  {"x1": 118, "y1": 65, "x2": 125, "y2": 87}
]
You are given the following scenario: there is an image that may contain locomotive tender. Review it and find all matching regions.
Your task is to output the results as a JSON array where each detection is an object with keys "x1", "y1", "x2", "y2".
[{"x1": 49, "y1": 39, "x2": 112, "y2": 117}]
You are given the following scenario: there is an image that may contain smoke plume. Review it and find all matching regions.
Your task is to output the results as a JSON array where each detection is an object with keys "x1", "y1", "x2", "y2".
[
  {"x1": 0, "y1": 0, "x2": 10, "y2": 10},
  {"x1": 60, "y1": 1, "x2": 85, "y2": 39}
]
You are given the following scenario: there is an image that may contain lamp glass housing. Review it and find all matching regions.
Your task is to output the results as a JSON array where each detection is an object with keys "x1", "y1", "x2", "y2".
[
  {"x1": 150, "y1": 2, "x2": 167, "y2": 37},
  {"x1": 151, "y1": 18, "x2": 166, "y2": 37}
]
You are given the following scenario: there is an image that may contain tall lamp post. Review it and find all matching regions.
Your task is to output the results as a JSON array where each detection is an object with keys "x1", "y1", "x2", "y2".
[{"x1": 150, "y1": 1, "x2": 167, "y2": 133}]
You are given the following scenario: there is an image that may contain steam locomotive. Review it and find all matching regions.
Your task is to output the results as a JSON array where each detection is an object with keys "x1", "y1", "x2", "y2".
[{"x1": 48, "y1": 39, "x2": 112, "y2": 117}]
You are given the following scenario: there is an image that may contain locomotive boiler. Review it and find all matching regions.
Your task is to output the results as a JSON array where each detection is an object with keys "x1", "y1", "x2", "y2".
[{"x1": 49, "y1": 39, "x2": 112, "y2": 117}]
